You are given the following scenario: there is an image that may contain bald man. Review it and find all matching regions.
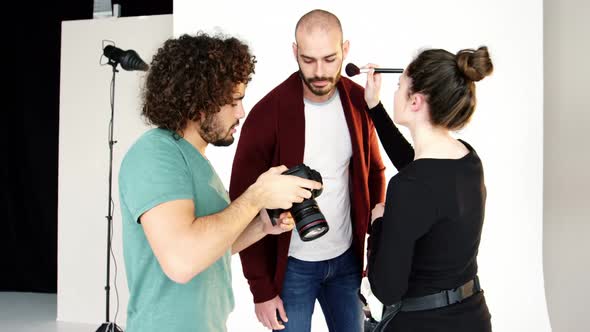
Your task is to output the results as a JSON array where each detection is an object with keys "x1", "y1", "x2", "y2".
[{"x1": 230, "y1": 9, "x2": 386, "y2": 331}]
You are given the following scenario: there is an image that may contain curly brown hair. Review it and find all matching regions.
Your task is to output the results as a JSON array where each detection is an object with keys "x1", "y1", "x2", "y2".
[{"x1": 142, "y1": 32, "x2": 256, "y2": 133}]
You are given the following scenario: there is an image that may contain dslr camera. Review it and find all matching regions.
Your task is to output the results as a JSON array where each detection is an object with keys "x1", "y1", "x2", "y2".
[{"x1": 267, "y1": 163, "x2": 329, "y2": 241}]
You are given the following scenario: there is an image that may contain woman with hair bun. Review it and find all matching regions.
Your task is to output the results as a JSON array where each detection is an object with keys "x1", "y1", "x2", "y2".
[{"x1": 362, "y1": 46, "x2": 494, "y2": 331}]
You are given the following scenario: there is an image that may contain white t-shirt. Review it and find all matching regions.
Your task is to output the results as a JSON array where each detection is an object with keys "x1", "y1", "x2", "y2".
[{"x1": 288, "y1": 91, "x2": 353, "y2": 261}]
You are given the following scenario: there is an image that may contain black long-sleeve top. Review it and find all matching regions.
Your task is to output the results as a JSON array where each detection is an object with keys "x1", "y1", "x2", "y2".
[
  {"x1": 366, "y1": 103, "x2": 486, "y2": 306},
  {"x1": 368, "y1": 103, "x2": 415, "y2": 170}
]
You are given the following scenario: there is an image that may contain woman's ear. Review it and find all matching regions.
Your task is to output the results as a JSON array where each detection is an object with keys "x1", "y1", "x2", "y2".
[{"x1": 410, "y1": 93, "x2": 426, "y2": 112}]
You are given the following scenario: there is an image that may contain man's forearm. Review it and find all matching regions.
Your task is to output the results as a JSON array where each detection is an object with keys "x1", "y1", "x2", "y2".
[
  {"x1": 147, "y1": 186, "x2": 263, "y2": 283},
  {"x1": 231, "y1": 214, "x2": 266, "y2": 254}
]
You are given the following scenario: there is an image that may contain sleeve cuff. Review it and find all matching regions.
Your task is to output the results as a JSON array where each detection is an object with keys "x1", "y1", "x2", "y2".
[
  {"x1": 368, "y1": 217, "x2": 384, "y2": 252},
  {"x1": 367, "y1": 101, "x2": 384, "y2": 112},
  {"x1": 249, "y1": 278, "x2": 278, "y2": 303}
]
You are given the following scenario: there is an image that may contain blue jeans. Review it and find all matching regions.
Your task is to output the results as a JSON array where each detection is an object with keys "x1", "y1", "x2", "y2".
[{"x1": 277, "y1": 247, "x2": 363, "y2": 332}]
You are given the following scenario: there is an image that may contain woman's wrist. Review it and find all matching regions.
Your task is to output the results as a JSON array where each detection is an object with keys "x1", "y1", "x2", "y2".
[{"x1": 367, "y1": 100, "x2": 381, "y2": 110}]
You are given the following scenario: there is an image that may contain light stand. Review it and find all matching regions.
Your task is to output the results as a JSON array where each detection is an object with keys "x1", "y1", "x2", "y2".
[
  {"x1": 97, "y1": 42, "x2": 148, "y2": 332},
  {"x1": 96, "y1": 59, "x2": 124, "y2": 332}
]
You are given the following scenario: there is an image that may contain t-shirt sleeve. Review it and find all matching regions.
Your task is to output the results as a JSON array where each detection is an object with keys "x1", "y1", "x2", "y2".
[
  {"x1": 119, "y1": 135, "x2": 194, "y2": 224},
  {"x1": 367, "y1": 175, "x2": 435, "y2": 305}
]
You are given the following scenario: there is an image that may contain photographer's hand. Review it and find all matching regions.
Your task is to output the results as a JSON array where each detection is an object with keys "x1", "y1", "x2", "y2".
[
  {"x1": 250, "y1": 165, "x2": 322, "y2": 210},
  {"x1": 261, "y1": 209, "x2": 295, "y2": 235}
]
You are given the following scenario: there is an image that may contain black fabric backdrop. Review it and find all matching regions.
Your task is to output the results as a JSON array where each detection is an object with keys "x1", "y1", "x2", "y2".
[{"x1": 3, "y1": 0, "x2": 171, "y2": 293}]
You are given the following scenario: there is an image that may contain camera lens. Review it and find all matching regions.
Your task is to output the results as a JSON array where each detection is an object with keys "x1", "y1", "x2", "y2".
[
  {"x1": 290, "y1": 199, "x2": 329, "y2": 241},
  {"x1": 275, "y1": 163, "x2": 329, "y2": 241}
]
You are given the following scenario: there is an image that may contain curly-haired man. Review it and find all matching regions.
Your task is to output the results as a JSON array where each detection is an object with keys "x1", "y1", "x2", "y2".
[{"x1": 118, "y1": 33, "x2": 322, "y2": 332}]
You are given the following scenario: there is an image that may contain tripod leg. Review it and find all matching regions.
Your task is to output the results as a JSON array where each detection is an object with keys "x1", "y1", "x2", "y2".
[{"x1": 96, "y1": 322, "x2": 124, "y2": 332}]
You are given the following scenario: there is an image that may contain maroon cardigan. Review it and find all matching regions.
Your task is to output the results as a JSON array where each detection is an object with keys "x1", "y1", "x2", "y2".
[{"x1": 229, "y1": 72, "x2": 385, "y2": 303}]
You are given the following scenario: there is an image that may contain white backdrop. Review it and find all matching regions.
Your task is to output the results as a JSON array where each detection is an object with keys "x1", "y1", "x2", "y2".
[
  {"x1": 174, "y1": 0, "x2": 550, "y2": 331},
  {"x1": 56, "y1": 2, "x2": 550, "y2": 331},
  {"x1": 58, "y1": 15, "x2": 172, "y2": 326}
]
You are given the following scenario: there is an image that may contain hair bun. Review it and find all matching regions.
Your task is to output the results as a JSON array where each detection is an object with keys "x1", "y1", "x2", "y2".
[{"x1": 456, "y1": 46, "x2": 493, "y2": 82}]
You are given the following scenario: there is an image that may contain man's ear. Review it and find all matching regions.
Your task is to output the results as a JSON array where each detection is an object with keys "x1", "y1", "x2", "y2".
[
  {"x1": 292, "y1": 42, "x2": 298, "y2": 61},
  {"x1": 193, "y1": 109, "x2": 204, "y2": 124},
  {"x1": 342, "y1": 40, "x2": 350, "y2": 59}
]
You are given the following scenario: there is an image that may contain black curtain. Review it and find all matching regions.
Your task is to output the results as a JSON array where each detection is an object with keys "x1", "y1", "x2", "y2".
[{"x1": 3, "y1": 1, "x2": 171, "y2": 293}]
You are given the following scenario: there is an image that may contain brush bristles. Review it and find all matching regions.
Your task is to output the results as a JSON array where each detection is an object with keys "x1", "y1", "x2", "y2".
[{"x1": 345, "y1": 63, "x2": 360, "y2": 77}]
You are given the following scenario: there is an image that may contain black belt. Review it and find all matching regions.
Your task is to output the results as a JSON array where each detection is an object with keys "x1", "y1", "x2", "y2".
[
  {"x1": 398, "y1": 276, "x2": 482, "y2": 312},
  {"x1": 367, "y1": 277, "x2": 483, "y2": 332}
]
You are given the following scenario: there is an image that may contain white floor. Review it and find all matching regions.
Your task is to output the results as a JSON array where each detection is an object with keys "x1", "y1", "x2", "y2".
[{"x1": 0, "y1": 292, "x2": 98, "y2": 332}]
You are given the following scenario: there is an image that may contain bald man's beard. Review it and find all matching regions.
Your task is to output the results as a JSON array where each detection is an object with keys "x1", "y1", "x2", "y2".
[{"x1": 298, "y1": 63, "x2": 342, "y2": 97}]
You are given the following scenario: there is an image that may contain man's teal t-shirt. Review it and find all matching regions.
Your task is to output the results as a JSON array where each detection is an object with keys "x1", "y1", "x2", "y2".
[{"x1": 118, "y1": 128, "x2": 234, "y2": 332}]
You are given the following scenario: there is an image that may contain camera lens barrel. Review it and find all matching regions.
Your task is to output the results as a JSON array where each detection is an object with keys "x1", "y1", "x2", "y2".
[
  {"x1": 291, "y1": 200, "x2": 329, "y2": 241},
  {"x1": 283, "y1": 164, "x2": 329, "y2": 241},
  {"x1": 267, "y1": 163, "x2": 329, "y2": 241}
]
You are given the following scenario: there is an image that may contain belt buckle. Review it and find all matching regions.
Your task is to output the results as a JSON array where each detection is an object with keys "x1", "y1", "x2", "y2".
[
  {"x1": 446, "y1": 287, "x2": 461, "y2": 305},
  {"x1": 447, "y1": 280, "x2": 473, "y2": 305}
]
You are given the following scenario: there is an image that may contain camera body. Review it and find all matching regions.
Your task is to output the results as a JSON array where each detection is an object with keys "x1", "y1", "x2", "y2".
[{"x1": 267, "y1": 164, "x2": 329, "y2": 241}]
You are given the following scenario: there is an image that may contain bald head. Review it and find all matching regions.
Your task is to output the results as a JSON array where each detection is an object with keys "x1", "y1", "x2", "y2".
[
  {"x1": 295, "y1": 9, "x2": 343, "y2": 43},
  {"x1": 292, "y1": 9, "x2": 349, "y2": 102}
]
